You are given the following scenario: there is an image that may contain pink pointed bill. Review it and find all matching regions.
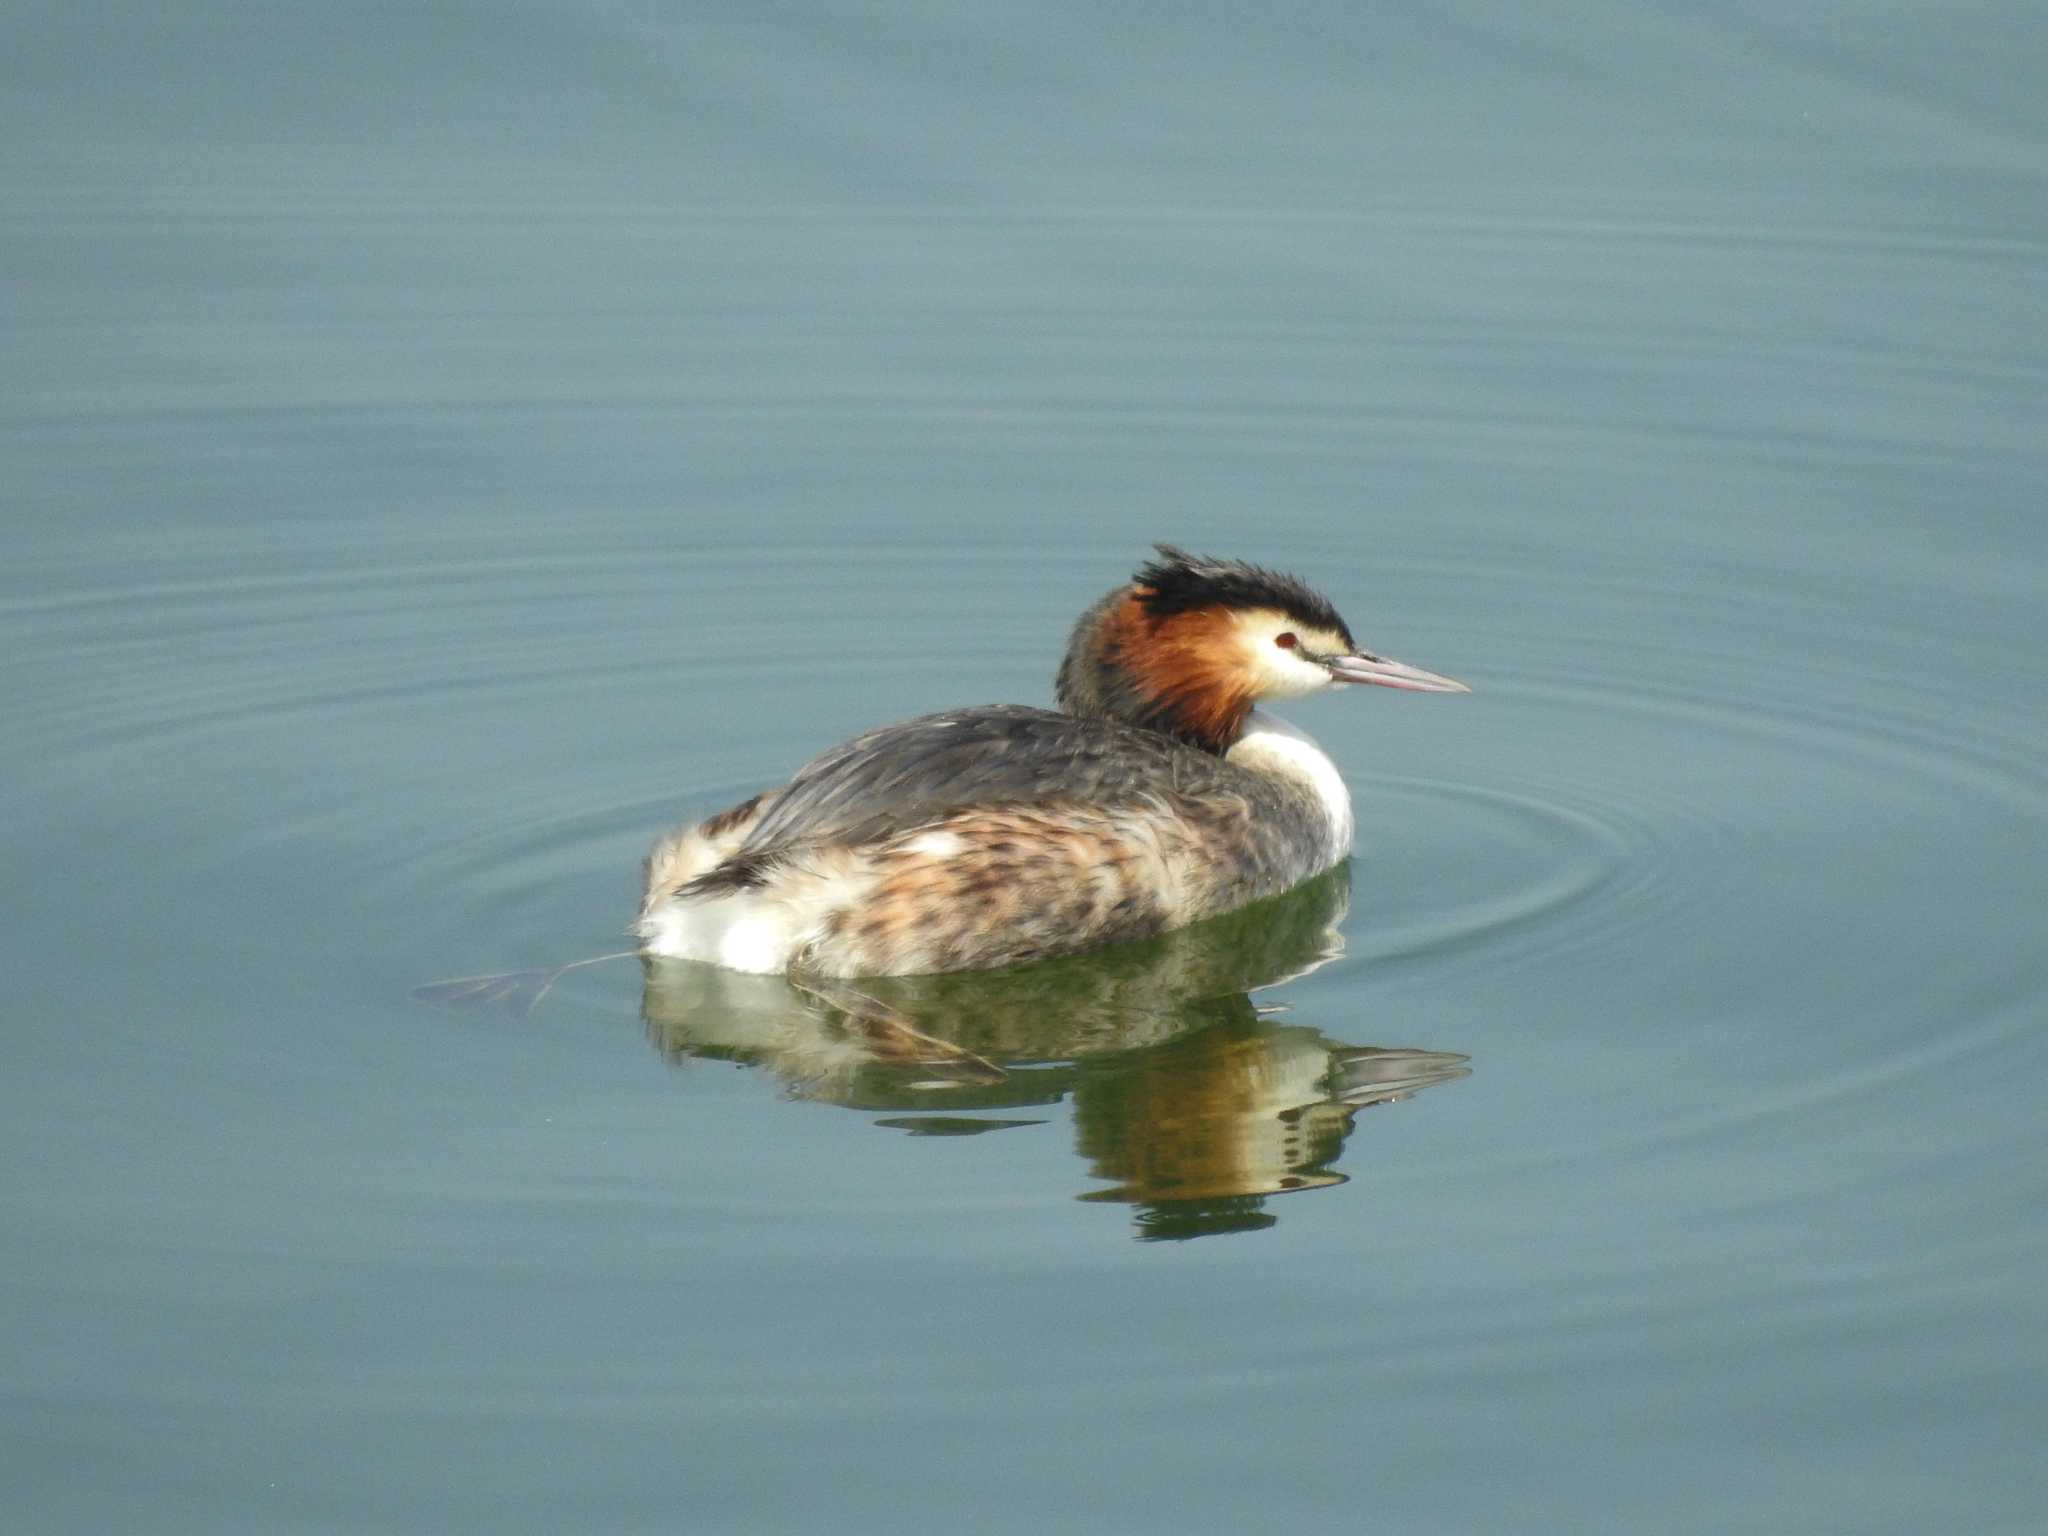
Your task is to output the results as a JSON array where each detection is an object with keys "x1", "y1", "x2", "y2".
[{"x1": 1326, "y1": 652, "x2": 1470, "y2": 693}]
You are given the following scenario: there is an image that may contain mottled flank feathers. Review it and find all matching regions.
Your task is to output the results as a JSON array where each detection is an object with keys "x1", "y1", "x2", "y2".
[{"x1": 636, "y1": 705, "x2": 1346, "y2": 976}]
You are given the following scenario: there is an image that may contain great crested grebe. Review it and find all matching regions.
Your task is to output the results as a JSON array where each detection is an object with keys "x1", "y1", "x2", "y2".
[{"x1": 634, "y1": 546, "x2": 1467, "y2": 978}]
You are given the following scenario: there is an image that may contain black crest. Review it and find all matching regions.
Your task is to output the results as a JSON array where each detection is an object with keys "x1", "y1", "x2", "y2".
[{"x1": 1132, "y1": 544, "x2": 1354, "y2": 645}]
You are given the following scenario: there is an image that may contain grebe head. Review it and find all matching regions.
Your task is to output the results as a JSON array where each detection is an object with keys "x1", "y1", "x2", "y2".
[{"x1": 1055, "y1": 544, "x2": 1468, "y2": 753}]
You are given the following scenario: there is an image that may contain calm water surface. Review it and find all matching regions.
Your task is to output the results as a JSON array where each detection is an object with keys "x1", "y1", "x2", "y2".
[{"x1": 6, "y1": 5, "x2": 2046, "y2": 1532}]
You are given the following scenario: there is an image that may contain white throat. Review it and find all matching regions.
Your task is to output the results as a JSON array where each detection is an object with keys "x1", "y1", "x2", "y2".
[{"x1": 1226, "y1": 708, "x2": 1354, "y2": 856}]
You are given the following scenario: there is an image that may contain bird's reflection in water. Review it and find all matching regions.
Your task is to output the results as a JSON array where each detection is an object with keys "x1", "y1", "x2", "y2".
[{"x1": 640, "y1": 866, "x2": 1468, "y2": 1239}]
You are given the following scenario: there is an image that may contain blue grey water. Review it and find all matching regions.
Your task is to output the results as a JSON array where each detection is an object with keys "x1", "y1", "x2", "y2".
[{"x1": 5, "y1": 4, "x2": 2045, "y2": 1531}]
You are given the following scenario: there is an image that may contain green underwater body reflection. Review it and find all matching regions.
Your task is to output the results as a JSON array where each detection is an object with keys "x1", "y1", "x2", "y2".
[{"x1": 639, "y1": 866, "x2": 1468, "y2": 1240}]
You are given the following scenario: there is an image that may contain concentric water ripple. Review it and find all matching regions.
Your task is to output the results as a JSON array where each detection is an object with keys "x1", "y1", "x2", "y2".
[{"x1": 12, "y1": 538, "x2": 2044, "y2": 1049}]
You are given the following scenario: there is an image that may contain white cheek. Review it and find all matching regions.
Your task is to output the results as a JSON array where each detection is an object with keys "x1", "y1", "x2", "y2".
[{"x1": 1260, "y1": 647, "x2": 1336, "y2": 698}]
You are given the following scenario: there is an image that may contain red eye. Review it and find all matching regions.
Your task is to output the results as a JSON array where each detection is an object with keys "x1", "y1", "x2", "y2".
[{"x1": 1275, "y1": 632, "x2": 1298, "y2": 649}]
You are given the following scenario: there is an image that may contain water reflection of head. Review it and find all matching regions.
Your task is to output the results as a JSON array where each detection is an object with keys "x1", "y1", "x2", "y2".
[{"x1": 1072, "y1": 1025, "x2": 1469, "y2": 1241}]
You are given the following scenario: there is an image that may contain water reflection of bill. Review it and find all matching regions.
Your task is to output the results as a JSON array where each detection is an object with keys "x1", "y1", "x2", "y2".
[{"x1": 640, "y1": 866, "x2": 1468, "y2": 1241}]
